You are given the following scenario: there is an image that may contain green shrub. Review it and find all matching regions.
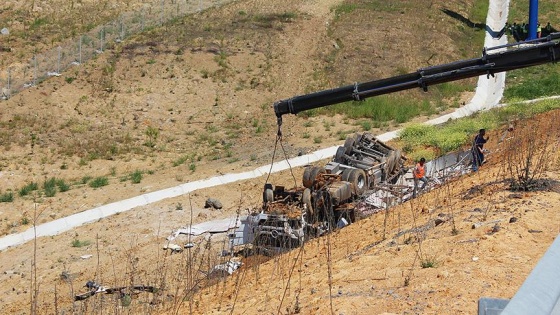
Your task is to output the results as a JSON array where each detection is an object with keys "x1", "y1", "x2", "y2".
[
  {"x1": 89, "y1": 176, "x2": 109, "y2": 188},
  {"x1": 43, "y1": 178, "x2": 58, "y2": 197},
  {"x1": 0, "y1": 192, "x2": 14, "y2": 203},
  {"x1": 19, "y1": 182, "x2": 39, "y2": 197},
  {"x1": 71, "y1": 239, "x2": 91, "y2": 248},
  {"x1": 80, "y1": 176, "x2": 92, "y2": 185},
  {"x1": 56, "y1": 179, "x2": 70, "y2": 192},
  {"x1": 130, "y1": 170, "x2": 143, "y2": 184}
]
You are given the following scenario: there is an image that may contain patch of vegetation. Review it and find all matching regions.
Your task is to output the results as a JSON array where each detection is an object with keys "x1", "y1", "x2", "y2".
[
  {"x1": 504, "y1": 65, "x2": 560, "y2": 101},
  {"x1": 311, "y1": 95, "x2": 435, "y2": 124},
  {"x1": 44, "y1": 177, "x2": 58, "y2": 197},
  {"x1": 81, "y1": 176, "x2": 93, "y2": 185},
  {"x1": 56, "y1": 179, "x2": 70, "y2": 192},
  {"x1": 0, "y1": 192, "x2": 14, "y2": 203},
  {"x1": 144, "y1": 126, "x2": 159, "y2": 148},
  {"x1": 19, "y1": 182, "x2": 39, "y2": 197},
  {"x1": 89, "y1": 176, "x2": 109, "y2": 188},
  {"x1": 399, "y1": 98, "x2": 560, "y2": 158},
  {"x1": 130, "y1": 170, "x2": 143, "y2": 184},
  {"x1": 71, "y1": 239, "x2": 91, "y2": 248},
  {"x1": 421, "y1": 257, "x2": 438, "y2": 268}
]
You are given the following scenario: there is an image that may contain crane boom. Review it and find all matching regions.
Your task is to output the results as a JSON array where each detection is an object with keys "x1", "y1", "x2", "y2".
[{"x1": 274, "y1": 33, "x2": 560, "y2": 119}]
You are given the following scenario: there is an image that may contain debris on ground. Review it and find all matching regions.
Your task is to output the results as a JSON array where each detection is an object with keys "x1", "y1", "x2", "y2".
[
  {"x1": 74, "y1": 281, "x2": 159, "y2": 301},
  {"x1": 204, "y1": 198, "x2": 223, "y2": 209}
]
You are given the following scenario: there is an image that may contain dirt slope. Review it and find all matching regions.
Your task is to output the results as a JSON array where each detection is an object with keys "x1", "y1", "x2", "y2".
[{"x1": 3, "y1": 0, "x2": 559, "y2": 314}]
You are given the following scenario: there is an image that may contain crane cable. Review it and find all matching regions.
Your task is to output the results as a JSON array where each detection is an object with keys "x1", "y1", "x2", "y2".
[{"x1": 265, "y1": 123, "x2": 298, "y2": 189}]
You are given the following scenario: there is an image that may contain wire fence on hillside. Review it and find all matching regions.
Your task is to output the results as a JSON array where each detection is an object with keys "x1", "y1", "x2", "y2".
[{"x1": 0, "y1": 0, "x2": 232, "y2": 100}]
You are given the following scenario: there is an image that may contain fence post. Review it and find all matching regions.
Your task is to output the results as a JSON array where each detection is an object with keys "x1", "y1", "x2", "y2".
[
  {"x1": 120, "y1": 16, "x2": 125, "y2": 40},
  {"x1": 33, "y1": 55, "x2": 37, "y2": 86},
  {"x1": 57, "y1": 46, "x2": 62, "y2": 74},
  {"x1": 99, "y1": 27, "x2": 104, "y2": 52},
  {"x1": 6, "y1": 68, "x2": 11, "y2": 99},
  {"x1": 141, "y1": 7, "x2": 145, "y2": 31},
  {"x1": 79, "y1": 36, "x2": 83, "y2": 64},
  {"x1": 160, "y1": 0, "x2": 164, "y2": 26}
]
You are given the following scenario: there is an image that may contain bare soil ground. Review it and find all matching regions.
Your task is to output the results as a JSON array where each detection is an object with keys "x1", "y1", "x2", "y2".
[{"x1": 1, "y1": 0, "x2": 559, "y2": 314}]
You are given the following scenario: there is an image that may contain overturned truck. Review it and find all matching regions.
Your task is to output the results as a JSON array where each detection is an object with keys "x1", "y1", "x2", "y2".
[
  {"x1": 231, "y1": 133, "x2": 407, "y2": 254},
  {"x1": 231, "y1": 33, "x2": 560, "y2": 254}
]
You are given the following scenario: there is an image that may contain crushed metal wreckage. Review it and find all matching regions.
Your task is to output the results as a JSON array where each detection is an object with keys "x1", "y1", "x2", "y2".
[
  {"x1": 229, "y1": 133, "x2": 475, "y2": 255},
  {"x1": 74, "y1": 281, "x2": 159, "y2": 301}
]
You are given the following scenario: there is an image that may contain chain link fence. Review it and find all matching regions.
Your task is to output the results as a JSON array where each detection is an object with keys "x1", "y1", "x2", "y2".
[{"x1": 0, "y1": 0, "x2": 231, "y2": 100}]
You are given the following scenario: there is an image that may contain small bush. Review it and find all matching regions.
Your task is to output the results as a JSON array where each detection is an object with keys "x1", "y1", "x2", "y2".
[
  {"x1": 44, "y1": 178, "x2": 58, "y2": 197},
  {"x1": 89, "y1": 176, "x2": 109, "y2": 188},
  {"x1": 56, "y1": 179, "x2": 70, "y2": 192},
  {"x1": 71, "y1": 239, "x2": 91, "y2": 248},
  {"x1": 81, "y1": 176, "x2": 93, "y2": 185},
  {"x1": 130, "y1": 170, "x2": 143, "y2": 184},
  {"x1": 0, "y1": 192, "x2": 14, "y2": 203},
  {"x1": 19, "y1": 182, "x2": 39, "y2": 197}
]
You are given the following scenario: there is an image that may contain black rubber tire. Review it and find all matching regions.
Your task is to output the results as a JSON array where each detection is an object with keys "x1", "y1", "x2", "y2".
[
  {"x1": 343, "y1": 136, "x2": 356, "y2": 154},
  {"x1": 341, "y1": 168, "x2": 353, "y2": 182},
  {"x1": 302, "y1": 188, "x2": 313, "y2": 216},
  {"x1": 302, "y1": 166, "x2": 326, "y2": 189},
  {"x1": 334, "y1": 146, "x2": 346, "y2": 163},
  {"x1": 263, "y1": 188, "x2": 274, "y2": 203},
  {"x1": 348, "y1": 169, "x2": 367, "y2": 195}
]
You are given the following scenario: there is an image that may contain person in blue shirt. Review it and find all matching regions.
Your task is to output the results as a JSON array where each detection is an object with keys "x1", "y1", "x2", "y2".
[{"x1": 472, "y1": 129, "x2": 489, "y2": 171}]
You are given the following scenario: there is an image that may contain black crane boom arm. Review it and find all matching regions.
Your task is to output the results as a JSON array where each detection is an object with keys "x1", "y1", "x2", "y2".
[{"x1": 274, "y1": 33, "x2": 560, "y2": 118}]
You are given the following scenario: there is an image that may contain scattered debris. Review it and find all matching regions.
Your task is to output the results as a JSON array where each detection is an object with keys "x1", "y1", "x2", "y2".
[
  {"x1": 471, "y1": 219, "x2": 501, "y2": 229},
  {"x1": 74, "y1": 281, "x2": 159, "y2": 301},
  {"x1": 509, "y1": 217, "x2": 518, "y2": 223},
  {"x1": 528, "y1": 229, "x2": 543, "y2": 233},
  {"x1": 205, "y1": 198, "x2": 223, "y2": 209},
  {"x1": 80, "y1": 254, "x2": 93, "y2": 259},
  {"x1": 1, "y1": 28, "x2": 9, "y2": 35},
  {"x1": 163, "y1": 243, "x2": 182, "y2": 253},
  {"x1": 206, "y1": 260, "x2": 242, "y2": 279}
]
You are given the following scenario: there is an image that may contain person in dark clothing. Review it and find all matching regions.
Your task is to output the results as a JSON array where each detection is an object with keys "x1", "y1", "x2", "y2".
[{"x1": 472, "y1": 129, "x2": 489, "y2": 172}]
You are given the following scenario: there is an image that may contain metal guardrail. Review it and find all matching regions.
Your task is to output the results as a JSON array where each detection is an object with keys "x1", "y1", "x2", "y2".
[{"x1": 479, "y1": 234, "x2": 560, "y2": 315}]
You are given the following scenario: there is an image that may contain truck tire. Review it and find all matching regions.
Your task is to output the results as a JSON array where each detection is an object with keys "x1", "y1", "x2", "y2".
[
  {"x1": 302, "y1": 188, "x2": 313, "y2": 216},
  {"x1": 334, "y1": 146, "x2": 346, "y2": 163},
  {"x1": 341, "y1": 168, "x2": 353, "y2": 182},
  {"x1": 343, "y1": 136, "x2": 356, "y2": 154},
  {"x1": 263, "y1": 188, "x2": 274, "y2": 203},
  {"x1": 348, "y1": 169, "x2": 367, "y2": 195},
  {"x1": 302, "y1": 166, "x2": 325, "y2": 189}
]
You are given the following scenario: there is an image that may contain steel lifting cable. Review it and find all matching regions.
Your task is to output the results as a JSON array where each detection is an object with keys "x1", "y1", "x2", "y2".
[{"x1": 265, "y1": 122, "x2": 297, "y2": 189}]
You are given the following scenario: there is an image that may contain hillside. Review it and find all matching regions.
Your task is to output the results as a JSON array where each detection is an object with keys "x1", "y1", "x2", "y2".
[{"x1": 1, "y1": 0, "x2": 559, "y2": 314}]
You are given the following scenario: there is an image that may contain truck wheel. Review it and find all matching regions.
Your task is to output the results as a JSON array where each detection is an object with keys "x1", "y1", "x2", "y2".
[
  {"x1": 343, "y1": 136, "x2": 356, "y2": 154},
  {"x1": 341, "y1": 168, "x2": 353, "y2": 182},
  {"x1": 334, "y1": 146, "x2": 346, "y2": 163},
  {"x1": 348, "y1": 169, "x2": 367, "y2": 195},
  {"x1": 302, "y1": 188, "x2": 313, "y2": 216},
  {"x1": 263, "y1": 188, "x2": 274, "y2": 203},
  {"x1": 303, "y1": 166, "x2": 325, "y2": 189}
]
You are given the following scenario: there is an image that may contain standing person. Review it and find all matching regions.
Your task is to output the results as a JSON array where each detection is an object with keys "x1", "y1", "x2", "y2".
[
  {"x1": 472, "y1": 129, "x2": 489, "y2": 172},
  {"x1": 413, "y1": 157, "x2": 428, "y2": 198}
]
